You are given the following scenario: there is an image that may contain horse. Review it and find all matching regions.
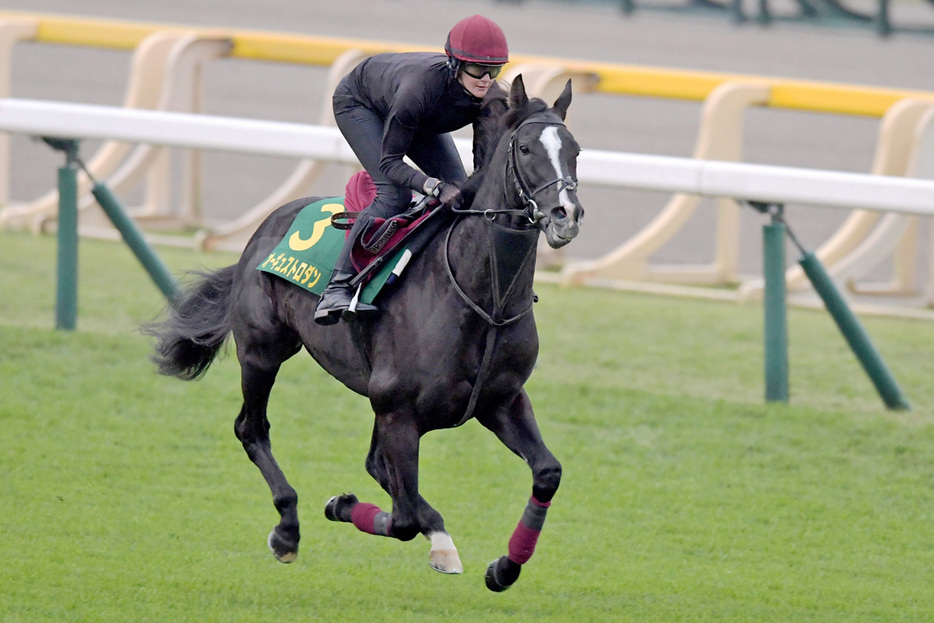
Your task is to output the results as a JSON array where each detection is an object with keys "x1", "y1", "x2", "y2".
[{"x1": 144, "y1": 74, "x2": 583, "y2": 592}]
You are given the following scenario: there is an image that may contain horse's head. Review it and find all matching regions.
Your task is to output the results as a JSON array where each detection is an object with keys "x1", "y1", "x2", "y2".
[{"x1": 504, "y1": 75, "x2": 583, "y2": 249}]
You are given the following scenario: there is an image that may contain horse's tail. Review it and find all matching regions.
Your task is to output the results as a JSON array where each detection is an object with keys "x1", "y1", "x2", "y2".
[{"x1": 142, "y1": 265, "x2": 237, "y2": 381}]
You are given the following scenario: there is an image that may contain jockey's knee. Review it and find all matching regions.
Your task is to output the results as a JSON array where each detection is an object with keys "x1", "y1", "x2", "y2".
[{"x1": 369, "y1": 184, "x2": 411, "y2": 218}]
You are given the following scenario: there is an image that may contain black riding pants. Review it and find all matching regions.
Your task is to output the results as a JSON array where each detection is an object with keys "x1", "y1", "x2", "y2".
[{"x1": 333, "y1": 92, "x2": 467, "y2": 219}]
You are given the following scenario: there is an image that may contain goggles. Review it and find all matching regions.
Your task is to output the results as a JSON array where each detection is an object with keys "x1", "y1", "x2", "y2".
[{"x1": 461, "y1": 62, "x2": 503, "y2": 80}]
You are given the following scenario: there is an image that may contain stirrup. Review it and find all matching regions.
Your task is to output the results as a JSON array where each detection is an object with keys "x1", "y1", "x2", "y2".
[
  {"x1": 341, "y1": 283, "x2": 378, "y2": 320},
  {"x1": 314, "y1": 282, "x2": 377, "y2": 325}
]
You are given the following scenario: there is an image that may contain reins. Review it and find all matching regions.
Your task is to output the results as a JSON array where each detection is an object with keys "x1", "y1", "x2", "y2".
[
  {"x1": 445, "y1": 215, "x2": 538, "y2": 428},
  {"x1": 442, "y1": 216, "x2": 537, "y2": 328},
  {"x1": 447, "y1": 113, "x2": 572, "y2": 427}
]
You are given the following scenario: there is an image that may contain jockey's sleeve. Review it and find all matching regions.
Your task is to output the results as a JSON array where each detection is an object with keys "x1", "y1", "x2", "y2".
[{"x1": 380, "y1": 111, "x2": 427, "y2": 193}]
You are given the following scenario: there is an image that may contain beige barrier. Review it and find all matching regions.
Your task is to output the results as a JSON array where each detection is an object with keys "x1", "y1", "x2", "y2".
[
  {"x1": 833, "y1": 105, "x2": 934, "y2": 299},
  {"x1": 0, "y1": 28, "x2": 233, "y2": 233},
  {"x1": 927, "y1": 168, "x2": 934, "y2": 304},
  {"x1": 562, "y1": 81, "x2": 770, "y2": 285},
  {"x1": 737, "y1": 98, "x2": 934, "y2": 301},
  {"x1": 199, "y1": 48, "x2": 370, "y2": 251},
  {"x1": 0, "y1": 18, "x2": 37, "y2": 205},
  {"x1": 786, "y1": 98, "x2": 931, "y2": 294},
  {"x1": 3, "y1": 11, "x2": 934, "y2": 115},
  {"x1": 918, "y1": 111, "x2": 934, "y2": 308},
  {"x1": 3, "y1": 11, "x2": 934, "y2": 311}
]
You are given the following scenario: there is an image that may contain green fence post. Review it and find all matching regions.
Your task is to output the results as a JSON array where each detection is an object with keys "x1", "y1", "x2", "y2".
[
  {"x1": 876, "y1": 0, "x2": 892, "y2": 36},
  {"x1": 797, "y1": 251, "x2": 909, "y2": 411},
  {"x1": 762, "y1": 206, "x2": 789, "y2": 404},
  {"x1": 90, "y1": 183, "x2": 179, "y2": 303},
  {"x1": 54, "y1": 141, "x2": 80, "y2": 330}
]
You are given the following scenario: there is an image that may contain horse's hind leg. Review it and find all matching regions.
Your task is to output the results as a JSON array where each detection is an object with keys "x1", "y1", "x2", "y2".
[
  {"x1": 477, "y1": 389, "x2": 562, "y2": 592},
  {"x1": 233, "y1": 333, "x2": 302, "y2": 563}
]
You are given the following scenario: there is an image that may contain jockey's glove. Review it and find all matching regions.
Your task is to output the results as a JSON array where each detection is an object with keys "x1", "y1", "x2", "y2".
[
  {"x1": 438, "y1": 182, "x2": 461, "y2": 207},
  {"x1": 423, "y1": 177, "x2": 461, "y2": 207}
]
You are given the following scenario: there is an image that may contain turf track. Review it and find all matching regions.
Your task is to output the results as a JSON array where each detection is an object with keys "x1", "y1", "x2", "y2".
[{"x1": 1, "y1": 232, "x2": 932, "y2": 622}]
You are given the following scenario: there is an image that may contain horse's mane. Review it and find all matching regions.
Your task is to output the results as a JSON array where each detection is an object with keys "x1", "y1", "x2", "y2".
[
  {"x1": 456, "y1": 80, "x2": 550, "y2": 209},
  {"x1": 503, "y1": 96, "x2": 549, "y2": 132},
  {"x1": 471, "y1": 82, "x2": 510, "y2": 173}
]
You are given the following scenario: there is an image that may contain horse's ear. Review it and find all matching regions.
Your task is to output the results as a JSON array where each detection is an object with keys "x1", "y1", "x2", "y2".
[
  {"x1": 509, "y1": 74, "x2": 529, "y2": 110},
  {"x1": 552, "y1": 79, "x2": 572, "y2": 121}
]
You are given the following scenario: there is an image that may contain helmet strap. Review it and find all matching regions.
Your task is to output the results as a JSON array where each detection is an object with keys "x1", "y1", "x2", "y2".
[{"x1": 446, "y1": 56, "x2": 461, "y2": 78}]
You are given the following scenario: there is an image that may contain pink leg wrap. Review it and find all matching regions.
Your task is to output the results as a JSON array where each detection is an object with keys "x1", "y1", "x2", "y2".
[
  {"x1": 351, "y1": 502, "x2": 392, "y2": 536},
  {"x1": 507, "y1": 496, "x2": 551, "y2": 565}
]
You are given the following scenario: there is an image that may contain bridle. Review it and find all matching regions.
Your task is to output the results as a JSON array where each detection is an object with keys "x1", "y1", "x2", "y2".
[
  {"x1": 452, "y1": 113, "x2": 579, "y2": 225},
  {"x1": 446, "y1": 112, "x2": 579, "y2": 428},
  {"x1": 508, "y1": 114, "x2": 578, "y2": 224},
  {"x1": 444, "y1": 111, "x2": 580, "y2": 327}
]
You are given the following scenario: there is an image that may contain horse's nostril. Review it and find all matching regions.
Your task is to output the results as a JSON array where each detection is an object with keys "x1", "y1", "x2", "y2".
[{"x1": 552, "y1": 207, "x2": 567, "y2": 221}]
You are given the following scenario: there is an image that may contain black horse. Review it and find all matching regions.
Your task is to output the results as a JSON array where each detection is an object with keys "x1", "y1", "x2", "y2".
[{"x1": 144, "y1": 75, "x2": 583, "y2": 592}]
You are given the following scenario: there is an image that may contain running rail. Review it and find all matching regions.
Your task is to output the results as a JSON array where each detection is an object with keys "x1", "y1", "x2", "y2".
[
  {"x1": 2, "y1": 98, "x2": 933, "y2": 216},
  {"x1": 7, "y1": 100, "x2": 917, "y2": 407},
  {"x1": 3, "y1": 11, "x2": 934, "y2": 117}
]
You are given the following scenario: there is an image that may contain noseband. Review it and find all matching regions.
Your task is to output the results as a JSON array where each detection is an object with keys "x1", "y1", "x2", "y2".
[{"x1": 507, "y1": 115, "x2": 579, "y2": 223}]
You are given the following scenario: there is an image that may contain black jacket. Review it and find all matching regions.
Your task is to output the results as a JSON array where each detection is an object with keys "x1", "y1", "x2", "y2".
[{"x1": 335, "y1": 52, "x2": 482, "y2": 192}]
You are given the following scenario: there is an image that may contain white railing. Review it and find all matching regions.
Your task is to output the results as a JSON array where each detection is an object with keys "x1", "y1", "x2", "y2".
[
  {"x1": 576, "y1": 150, "x2": 934, "y2": 217},
  {"x1": 3, "y1": 98, "x2": 933, "y2": 216},
  {"x1": 2, "y1": 97, "x2": 934, "y2": 319}
]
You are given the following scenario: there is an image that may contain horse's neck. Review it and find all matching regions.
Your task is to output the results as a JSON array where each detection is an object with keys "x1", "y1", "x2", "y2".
[
  {"x1": 445, "y1": 213, "x2": 539, "y2": 323},
  {"x1": 438, "y1": 127, "x2": 540, "y2": 321}
]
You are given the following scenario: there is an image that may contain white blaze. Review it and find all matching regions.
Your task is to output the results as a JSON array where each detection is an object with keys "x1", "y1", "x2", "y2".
[{"x1": 539, "y1": 126, "x2": 572, "y2": 208}]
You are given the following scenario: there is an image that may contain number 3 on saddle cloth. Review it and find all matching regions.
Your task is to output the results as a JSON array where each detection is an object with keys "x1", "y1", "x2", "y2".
[{"x1": 256, "y1": 171, "x2": 444, "y2": 305}]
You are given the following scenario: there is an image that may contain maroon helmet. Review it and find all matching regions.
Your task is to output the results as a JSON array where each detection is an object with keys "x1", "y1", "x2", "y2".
[{"x1": 444, "y1": 15, "x2": 509, "y2": 65}]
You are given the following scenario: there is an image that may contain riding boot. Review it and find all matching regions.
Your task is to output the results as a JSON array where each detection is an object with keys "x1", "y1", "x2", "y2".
[{"x1": 314, "y1": 214, "x2": 378, "y2": 326}]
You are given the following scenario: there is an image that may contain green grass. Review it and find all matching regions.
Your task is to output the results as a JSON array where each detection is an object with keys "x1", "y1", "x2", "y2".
[{"x1": 1, "y1": 231, "x2": 933, "y2": 622}]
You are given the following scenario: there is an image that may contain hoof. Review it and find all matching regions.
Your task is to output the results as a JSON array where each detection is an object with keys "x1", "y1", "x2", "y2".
[
  {"x1": 267, "y1": 528, "x2": 298, "y2": 564},
  {"x1": 485, "y1": 556, "x2": 521, "y2": 592},
  {"x1": 429, "y1": 549, "x2": 464, "y2": 574},
  {"x1": 428, "y1": 532, "x2": 463, "y2": 574},
  {"x1": 324, "y1": 493, "x2": 358, "y2": 523}
]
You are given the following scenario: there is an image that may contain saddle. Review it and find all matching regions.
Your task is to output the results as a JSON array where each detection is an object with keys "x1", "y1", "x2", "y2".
[
  {"x1": 334, "y1": 171, "x2": 444, "y2": 286},
  {"x1": 256, "y1": 172, "x2": 449, "y2": 303}
]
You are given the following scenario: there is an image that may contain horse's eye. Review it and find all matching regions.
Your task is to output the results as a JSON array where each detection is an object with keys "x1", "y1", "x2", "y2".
[{"x1": 519, "y1": 145, "x2": 531, "y2": 155}]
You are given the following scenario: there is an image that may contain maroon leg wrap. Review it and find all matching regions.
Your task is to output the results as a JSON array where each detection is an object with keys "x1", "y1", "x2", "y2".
[
  {"x1": 351, "y1": 502, "x2": 392, "y2": 536},
  {"x1": 507, "y1": 496, "x2": 551, "y2": 565}
]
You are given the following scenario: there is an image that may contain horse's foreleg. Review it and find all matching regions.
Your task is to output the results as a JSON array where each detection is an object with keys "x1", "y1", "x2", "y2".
[
  {"x1": 324, "y1": 416, "x2": 463, "y2": 573},
  {"x1": 364, "y1": 443, "x2": 464, "y2": 574},
  {"x1": 477, "y1": 390, "x2": 561, "y2": 592},
  {"x1": 234, "y1": 355, "x2": 301, "y2": 564}
]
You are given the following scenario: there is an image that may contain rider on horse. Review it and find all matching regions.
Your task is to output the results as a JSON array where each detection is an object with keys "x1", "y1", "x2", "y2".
[{"x1": 314, "y1": 14, "x2": 510, "y2": 325}]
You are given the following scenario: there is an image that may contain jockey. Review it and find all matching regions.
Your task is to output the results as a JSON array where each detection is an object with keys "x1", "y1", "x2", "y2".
[{"x1": 314, "y1": 14, "x2": 510, "y2": 325}]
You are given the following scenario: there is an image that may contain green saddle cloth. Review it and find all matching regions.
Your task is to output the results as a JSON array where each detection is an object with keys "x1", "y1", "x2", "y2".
[{"x1": 256, "y1": 197, "x2": 405, "y2": 304}]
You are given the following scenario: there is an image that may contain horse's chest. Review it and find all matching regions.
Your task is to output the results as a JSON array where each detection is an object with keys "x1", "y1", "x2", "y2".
[{"x1": 380, "y1": 325, "x2": 537, "y2": 424}]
